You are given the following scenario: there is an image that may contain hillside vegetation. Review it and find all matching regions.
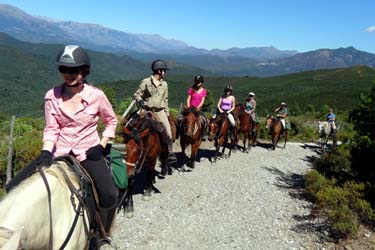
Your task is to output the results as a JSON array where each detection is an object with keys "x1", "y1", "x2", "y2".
[{"x1": 103, "y1": 66, "x2": 375, "y2": 116}]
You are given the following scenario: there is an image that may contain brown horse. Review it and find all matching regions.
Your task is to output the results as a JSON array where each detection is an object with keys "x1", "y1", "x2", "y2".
[
  {"x1": 234, "y1": 104, "x2": 259, "y2": 153},
  {"x1": 208, "y1": 112, "x2": 236, "y2": 163},
  {"x1": 179, "y1": 107, "x2": 202, "y2": 169},
  {"x1": 120, "y1": 112, "x2": 169, "y2": 217},
  {"x1": 265, "y1": 115, "x2": 288, "y2": 150}
]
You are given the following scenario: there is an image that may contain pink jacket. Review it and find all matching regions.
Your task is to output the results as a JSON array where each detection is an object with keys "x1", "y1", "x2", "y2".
[{"x1": 43, "y1": 84, "x2": 117, "y2": 161}]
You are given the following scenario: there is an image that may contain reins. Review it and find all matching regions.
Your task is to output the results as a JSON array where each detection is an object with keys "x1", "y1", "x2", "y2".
[{"x1": 36, "y1": 165, "x2": 54, "y2": 250}]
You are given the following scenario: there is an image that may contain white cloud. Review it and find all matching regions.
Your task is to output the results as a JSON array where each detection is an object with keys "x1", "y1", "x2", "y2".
[{"x1": 364, "y1": 26, "x2": 375, "y2": 32}]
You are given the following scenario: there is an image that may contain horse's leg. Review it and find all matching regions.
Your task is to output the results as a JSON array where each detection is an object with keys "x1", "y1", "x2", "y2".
[
  {"x1": 246, "y1": 131, "x2": 251, "y2": 153},
  {"x1": 124, "y1": 175, "x2": 135, "y2": 218},
  {"x1": 190, "y1": 142, "x2": 198, "y2": 169},
  {"x1": 283, "y1": 130, "x2": 288, "y2": 148},
  {"x1": 271, "y1": 132, "x2": 277, "y2": 150},
  {"x1": 143, "y1": 164, "x2": 155, "y2": 201},
  {"x1": 181, "y1": 137, "x2": 188, "y2": 169}
]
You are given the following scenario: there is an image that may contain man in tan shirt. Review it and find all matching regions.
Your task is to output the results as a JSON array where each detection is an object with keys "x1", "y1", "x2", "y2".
[{"x1": 134, "y1": 59, "x2": 177, "y2": 165}]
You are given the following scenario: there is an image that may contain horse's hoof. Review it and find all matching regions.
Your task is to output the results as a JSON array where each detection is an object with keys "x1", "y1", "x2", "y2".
[
  {"x1": 125, "y1": 211, "x2": 134, "y2": 218},
  {"x1": 142, "y1": 195, "x2": 151, "y2": 201}
]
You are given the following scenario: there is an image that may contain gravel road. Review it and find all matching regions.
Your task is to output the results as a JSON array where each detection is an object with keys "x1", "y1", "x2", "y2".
[{"x1": 109, "y1": 141, "x2": 326, "y2": 250}]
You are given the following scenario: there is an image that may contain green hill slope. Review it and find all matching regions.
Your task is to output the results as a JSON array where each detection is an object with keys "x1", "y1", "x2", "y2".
[
  {"x1": 102, "y1": 66, "x2": 375, "y2": 116},
  {"x1": 0, "y1": 33, "x2": 210, "y2": 115}
]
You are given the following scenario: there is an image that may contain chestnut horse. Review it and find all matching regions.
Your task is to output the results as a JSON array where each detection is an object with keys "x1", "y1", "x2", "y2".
[
  {"x1": 120, "y1": 112, "x2": 169, "y2": 218},
  {"x1": 208, "y1": 113, "x2": 236, "y2": 163},
  {"x1": 266, "y1": 115, "x2": 288, "y2": 150},
  {"x1": 234, "y1": 104, "x2": 259, "y2": 153},
  {"x1": 179, "y1": 107, "x2": 202, "y2": 169}
]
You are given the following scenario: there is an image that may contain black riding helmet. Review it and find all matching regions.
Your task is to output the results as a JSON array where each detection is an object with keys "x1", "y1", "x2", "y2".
[
  {"x1": 56, "y1": 45, "x2": 90, "y2": 76},
  {"x1": 151, "y1": 59, "x2": 169, "y2": 72},
  {"x1": 194, "y1": 75, "x2": 204, "y2": 83}
]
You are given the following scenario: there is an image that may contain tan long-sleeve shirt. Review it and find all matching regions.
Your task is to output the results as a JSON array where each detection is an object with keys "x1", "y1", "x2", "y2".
[{"x1": 133, "y1": 75, "x2": 169, "y2": 114}]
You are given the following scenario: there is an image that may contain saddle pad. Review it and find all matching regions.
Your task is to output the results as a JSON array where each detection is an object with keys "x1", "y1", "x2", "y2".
[{"x1": 109, "y1": 149, "x2": 128, "y2": 189}]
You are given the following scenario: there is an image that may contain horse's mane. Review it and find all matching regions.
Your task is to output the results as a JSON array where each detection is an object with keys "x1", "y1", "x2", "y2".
[
  {"x1": 2, "y1": 162, "x2": 79, "y2": 205},
  {"x1": 183, "y1": 107, "x2": 198, "y2": 117}
]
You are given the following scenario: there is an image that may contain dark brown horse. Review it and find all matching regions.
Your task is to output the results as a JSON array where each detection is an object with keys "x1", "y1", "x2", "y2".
[
  {"x1": 265, "y1": 115, "x2": 288, "y2": 150},
  {"x1": 120, "y1": 112, "x2": 168, "y2": 217},
  {"x1": 208, "y1": 112, "x2": 236, "y2": 163},
  {"x1": 179, "y1": 107, "x2": 202, "y2": 169},
  {"x1": 234, "y1": 104, "x2": 259, "y2": 153}
]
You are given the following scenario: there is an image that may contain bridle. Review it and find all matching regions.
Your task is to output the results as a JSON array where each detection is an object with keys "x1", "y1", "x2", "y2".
[
  {"x1": 124, "y1": 122, "x2": 153, "y2": 175},
  {"x1": 209, "y1": 113, "x2": 227, "y2": 139},
  {"x1": 182, "y1": 113, "x2": 199, "y2": 137}
]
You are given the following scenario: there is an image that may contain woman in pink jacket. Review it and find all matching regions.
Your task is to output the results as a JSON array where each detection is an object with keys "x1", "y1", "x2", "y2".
[{"x1": 6, "y1": 45, "x2": 118, "y2": 241}]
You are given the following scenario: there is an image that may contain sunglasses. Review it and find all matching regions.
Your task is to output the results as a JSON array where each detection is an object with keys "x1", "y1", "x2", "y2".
[{"x1": 58, "y1": 66, "x2": 81, "y2": 74}]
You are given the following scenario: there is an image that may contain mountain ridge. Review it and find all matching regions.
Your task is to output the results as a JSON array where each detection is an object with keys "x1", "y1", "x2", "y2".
[{"x1": 0, "y1": 4, "x2": 297, "y2": 59}]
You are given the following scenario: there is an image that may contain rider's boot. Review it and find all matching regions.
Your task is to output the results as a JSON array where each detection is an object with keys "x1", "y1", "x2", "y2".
[
  {"x1": 98, "y1": 207, "x2": 117, "y2": 249},
  {"x1": 167, "y1": 141, "x2": 177, "y2": 164},
  {"x1": 160, "y1": 130, "x2": 177, "y2": 165}
]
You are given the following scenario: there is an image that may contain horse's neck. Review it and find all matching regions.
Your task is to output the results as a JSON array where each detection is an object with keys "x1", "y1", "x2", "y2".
[{"x1": 0, "y1": 164, "x2": 80, "y2": 248}]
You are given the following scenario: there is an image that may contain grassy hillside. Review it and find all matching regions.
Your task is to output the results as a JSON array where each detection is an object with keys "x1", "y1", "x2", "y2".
[
  {"x1": 101, "y1": 66, "x2": 375, "y2": 117},
  {"x1": 0, "y1": 33, "x2": 210, "y2": 115}
]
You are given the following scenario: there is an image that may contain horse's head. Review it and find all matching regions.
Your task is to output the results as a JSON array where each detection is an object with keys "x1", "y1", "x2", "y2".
[
  {"x1": 234, "y1": 104, "x2": 244, "y2": 115},
  {"x1": 182, "y1": 107, "x2": 199, "y2": 137},
  {"x1": 208, "y1": 113, "x2": 227, "y2": 141},
  {"x1": 122, "y1": 117, "x2": 152, "y2": 176},
  {"x1": 265, "y1": 115, "x2": 273, "y2": 128},
  {"x1": 208, "y1": 117, "x2": 218, "y2": 141}
]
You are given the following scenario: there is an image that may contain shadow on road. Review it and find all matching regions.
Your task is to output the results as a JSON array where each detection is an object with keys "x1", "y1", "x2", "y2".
[{"x1": 262, "y1": 165, "x2": 329, "y2": 242}]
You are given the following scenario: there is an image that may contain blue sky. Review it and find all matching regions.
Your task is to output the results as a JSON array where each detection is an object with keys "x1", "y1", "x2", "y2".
[{"x1": 2, "y1": 0, "x2": 375, "y2": 53}]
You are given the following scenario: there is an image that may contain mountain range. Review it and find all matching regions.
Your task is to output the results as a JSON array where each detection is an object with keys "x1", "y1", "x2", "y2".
[
  {"x1": 1, "y1": 4, "x2": 375, "y2": 77},
  {"x1": 0, "y1": 4, "x2": 297, "y2": 59}
]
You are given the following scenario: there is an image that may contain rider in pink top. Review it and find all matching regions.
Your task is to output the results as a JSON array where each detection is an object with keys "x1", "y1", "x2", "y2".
[
  {"x1": 177, "y1": 75, "x2": 208, "y2": 139},
  {"x1": 187, "y1": 85, "x2": 207, "y2": 108}
]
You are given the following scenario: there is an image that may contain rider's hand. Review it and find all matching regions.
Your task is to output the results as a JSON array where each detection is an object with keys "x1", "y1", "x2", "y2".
[
  {"x1": 35, "y1": 150, "x2": 53, "y2": 167},
  {"x1": 86, "y1": 144, "x2": 104, "y2": 160},
  {"x1": 137, "y1": 100, "x2": 146, "y2": 109}
]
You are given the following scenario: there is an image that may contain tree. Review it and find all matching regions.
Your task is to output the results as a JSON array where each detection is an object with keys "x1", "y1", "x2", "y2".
[
  {"x1": 202, "y1": 90, "x2": 215, "y2": 113},
  {"x1": 348, "y1": 86, "x2": 375, "y2": 187}
]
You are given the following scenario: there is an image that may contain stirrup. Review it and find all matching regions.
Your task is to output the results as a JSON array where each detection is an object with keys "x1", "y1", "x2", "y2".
[{"x1": 99, "y1": 236, "x2": 118, "y2": 249}]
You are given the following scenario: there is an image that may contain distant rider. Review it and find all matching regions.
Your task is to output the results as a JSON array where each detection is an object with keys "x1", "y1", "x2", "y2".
[
  {"x1": 275, "y1": 102, "x2": 288, "y2": 130},
  {"x1": 244, "y1": 92, "x2": 257, "y2": 132},
  {"x1": 326, "y1": 108, "x2": 336, "y2": 132}
]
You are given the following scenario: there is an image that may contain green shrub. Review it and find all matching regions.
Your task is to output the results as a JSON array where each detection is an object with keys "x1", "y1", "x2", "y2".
[
  {"x1": 314, "y1": 180, "x2": 375, "y2": 238},
  {"x1": 305, "y1": 170, "x2": 331, "y2": 202},
  {"x1": 314, "y1": 145, "x2": 352, "y2": 181}
]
